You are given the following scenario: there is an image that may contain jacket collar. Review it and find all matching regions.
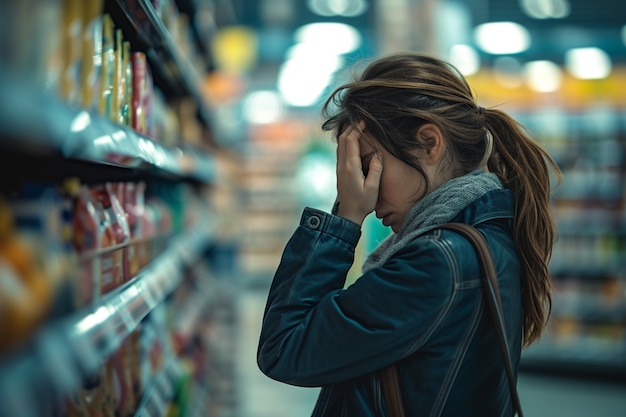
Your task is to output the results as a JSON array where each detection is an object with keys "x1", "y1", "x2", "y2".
[{"x1": 451, "y1": 188, "x2": 514, "y2": 226}]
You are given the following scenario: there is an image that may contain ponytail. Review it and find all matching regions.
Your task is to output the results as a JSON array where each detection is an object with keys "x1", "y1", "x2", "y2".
[{"x1": 484, "y1": 109, "x2": 562, "y2": 347}]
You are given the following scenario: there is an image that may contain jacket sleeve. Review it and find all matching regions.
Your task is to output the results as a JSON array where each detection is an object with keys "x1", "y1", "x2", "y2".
[{"x1": 257, "y1": 208, "x2": 457, "y2": 387}]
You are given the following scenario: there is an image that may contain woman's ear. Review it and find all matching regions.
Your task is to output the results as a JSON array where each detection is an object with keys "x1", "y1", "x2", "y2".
[{"x1": 416, "y1": 123, "x2": 445, "y2": 165}]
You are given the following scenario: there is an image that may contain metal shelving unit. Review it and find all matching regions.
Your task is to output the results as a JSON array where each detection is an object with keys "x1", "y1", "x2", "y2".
[{"x1": 0, "y1": 1, "x2": 238, "y2": 416}]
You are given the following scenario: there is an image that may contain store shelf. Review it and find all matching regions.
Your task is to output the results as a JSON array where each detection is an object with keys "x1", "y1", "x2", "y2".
[
  {"x1": 0, "y1": 73, "x2": 215, "y2": 184},
  {"x1": 515, "y1": 106, "x2": 626, "y2": 379},
  {"x1": 112, "y1": 0, "x2": 214, "y2": 130},
  {"x1": 134, "y1": 357, "x2": 181, "y2": 417},
  {"x1": 0, "y1": 1, "x2": 236, "y2": 416},
  {"x1": 0, "y1": 224, "x2": 215, "y2": 417}
]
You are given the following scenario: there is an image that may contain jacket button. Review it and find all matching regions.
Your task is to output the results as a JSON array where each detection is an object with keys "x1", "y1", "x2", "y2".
[{"x1": 306, "y1": 215, "x2": 321, "y2": 229}]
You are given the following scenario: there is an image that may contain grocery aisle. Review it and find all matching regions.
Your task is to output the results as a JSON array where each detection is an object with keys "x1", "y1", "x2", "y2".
[{"x1": 237, "y1": 286, "x2": 626, "y2": 417}]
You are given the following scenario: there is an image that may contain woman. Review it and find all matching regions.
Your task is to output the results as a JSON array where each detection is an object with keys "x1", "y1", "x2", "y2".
[{"x1": 257, "y1": 52, "x2": 561, "y2": 416}]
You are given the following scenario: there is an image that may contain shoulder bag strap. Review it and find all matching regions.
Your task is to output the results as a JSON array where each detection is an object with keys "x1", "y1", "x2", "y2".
[
  {"x1": 440, "y1": 222, "x2": 524, "y2": 417},
  {"x1": 380, "y1": 223, "x2": 524, "y2": 417},
  {"x1": 380, "y1": 363, "x2": 406, "y2": 417}
]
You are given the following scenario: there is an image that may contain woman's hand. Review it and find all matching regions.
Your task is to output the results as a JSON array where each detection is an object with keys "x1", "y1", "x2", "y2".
[{"x1": 335, "y1": 122, "x2": 383, "y2": 226}]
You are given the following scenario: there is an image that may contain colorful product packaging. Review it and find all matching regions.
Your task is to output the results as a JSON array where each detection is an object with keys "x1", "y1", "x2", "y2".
[
  {"x1": 99, "y1": 14, "x2": 115, "y2": 119},
  {"x1": 80, "y1": 0, "x2": 104, "y2": 111},
  {"x1": 123, "y1": 41, "x2": 133, "y2": 127},
  {"x1": 73, "y1": 185, "x2": 102, "y2": 306},
  {"x1": 0, "y1": 198, "x2": 54, "y2": 353},
  {"x1": 59, "y1": 0, "x2": 84, "y2": 105}
]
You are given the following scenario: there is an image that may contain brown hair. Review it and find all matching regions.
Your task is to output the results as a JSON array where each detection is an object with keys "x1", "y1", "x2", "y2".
[{"x1": 322, "y1": 52, "x2": 561, "y2": 347}]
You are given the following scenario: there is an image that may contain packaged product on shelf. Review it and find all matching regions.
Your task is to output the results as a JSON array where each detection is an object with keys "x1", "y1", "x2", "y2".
[
  {"x1": 107, "y1": 182, "x2": 131, "y2": 283},
  {"x1": 123, "y1": 183, "x2": 137, "y2": 281},
  {"x1": 1, "y1": 0, "x2": 62, "y2": 89},
  {"x1": 80, "y1": 0, "x2": 104, "y2": 111},
  {"x1": 99, "y1": 14, "x2": 115, "y2": 120},
  {"x1": 65, "y1": 368, "x2": 112, "y2": 417},
  {"x1": 9, "y1": 183, "x2": 69, "y2": 291},
  {"x1": 123, "y1": 182, "x2": 145, "y2": 279},
  {"x1": 73, "y1": 185, "x2": 102, "y2": 306},
  {"x1": 0, "y1": 198, "x2": 54, "y2": 353},
  {"x1": 132, "y1": 52, "x2": 156, "y2": 139},
  {"x1": 132, "y1": 182, "x2": 152, "y2": 271},
  {"x1": 59, "y1": 0, "x2": 84, "y2": 105},
  {"x1": 105, "y1": 340, "x2": 136, "y2": 417},
  {"x1": 113, "y1": 28, "x2": 124, "y2": 124},
  {"x1": 75, "y1": 183, "x2": 130, "y2": 303},
  {"x1": 92, "y1": 183, "x2": 129, "y2": 293},
  {"x1": 128, "y1": 328, "x2": 143, "y2": 411},
  {"x1": 131, "y1": 52, "x2": 149, "y2": 135},
  {"x1": 122, "y1": 336, "x2": 139, "y2": 413},
  {"x1": 123, "y1": 41, "x2": 133, "y2": 127},
  {"x1": 169, "y1": 359, "x2": 192, "y2": 417},
  {"x1": 113, "y1": 29, "x2": 133, "y2": 127}
]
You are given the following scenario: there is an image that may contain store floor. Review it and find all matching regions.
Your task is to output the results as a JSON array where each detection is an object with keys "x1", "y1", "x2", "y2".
[{"x1": 236, "y1": 287, "x2": 626, "y2": 417}]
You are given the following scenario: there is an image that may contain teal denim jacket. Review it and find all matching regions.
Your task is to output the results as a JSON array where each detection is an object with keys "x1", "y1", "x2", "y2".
[{"x1": 258, "y1": 189, "x2": 522, "y2": 417}]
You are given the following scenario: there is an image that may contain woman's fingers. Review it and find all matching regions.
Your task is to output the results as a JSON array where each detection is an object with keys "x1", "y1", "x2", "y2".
[
  {"x1": 343, "y1": 127, "x2": 364, "y2": 175},
  {"x1": 336, "y1": 126, "x2": 346, "y2": 167},
  {"x1": 337, "y1": 121, "x2": 366, "y2": 172},
  {"x1": 334, "y1": 121, "x2": 381, "y2": 226},
  {"x1": 364, "y1": 152, "x2": 383, "y2": 192}
]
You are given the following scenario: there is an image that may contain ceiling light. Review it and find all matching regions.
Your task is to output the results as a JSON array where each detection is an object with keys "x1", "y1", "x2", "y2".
[
  {"x1": 524, "y1": 60, "x2": 562, "y2": 92},
  {"x1": 565, "y1": 47, "x2": 612, "y2": 79},
  {"x1": 448, "y1": 44, "x2": 480, "y2": 76},
  {"x1": 243, "y1": 90, "x2": 284, "y2": 124},
  {"x1": 294, "y1": 22, "x2": 362, "y2": 54},
  {"x1": 307, "y1": 0, "x2": 368, "y2": 17},
  {"x1": 474, "y1": 22, "x2": 531, "y2": 54},
  {"x1": 520, "y1": 0, "x2": 571, "y2": 19},
  {"x1": 285, "y1": 44, "x2": 345, "y2": 72},
  {"x1": 278, "y1": 59, "x2": 334, "y2": 107}
]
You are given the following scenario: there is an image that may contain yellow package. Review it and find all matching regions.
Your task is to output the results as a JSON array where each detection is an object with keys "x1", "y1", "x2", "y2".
[
  {"x1": 99, "y1": 14, "x2": 115, "y2": 118},
  {"x1": 80, "y1": 0, "x2": 104, "y2": 111},
  {"x1": 59, "y1": 0, "x2": 84, "y2": 105}
]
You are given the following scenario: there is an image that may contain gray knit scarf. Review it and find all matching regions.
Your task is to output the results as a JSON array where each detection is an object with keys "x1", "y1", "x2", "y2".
[{"x1": 362, "y1": 170, "x2": 503, "y2": 273}]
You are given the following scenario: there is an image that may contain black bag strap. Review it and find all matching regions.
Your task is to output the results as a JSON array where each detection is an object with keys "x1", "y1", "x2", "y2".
[{"x1": 380, "y1": 223, "x2": 524, "y2": 417}]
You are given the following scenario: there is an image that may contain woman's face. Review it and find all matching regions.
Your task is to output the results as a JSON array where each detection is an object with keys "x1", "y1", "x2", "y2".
[{"x1": 358, "y1": 136, "x2": 427, "y2": 233}]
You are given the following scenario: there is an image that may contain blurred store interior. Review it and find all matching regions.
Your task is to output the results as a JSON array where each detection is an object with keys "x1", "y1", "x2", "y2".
[{"x1": 0, "y1": 0, "x2": 625, "y2": 416}]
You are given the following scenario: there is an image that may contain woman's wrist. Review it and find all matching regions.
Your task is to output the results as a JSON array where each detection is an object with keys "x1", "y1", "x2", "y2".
[{"x1": 336, "y1": 206, "x2": 365, "y2": 227}]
